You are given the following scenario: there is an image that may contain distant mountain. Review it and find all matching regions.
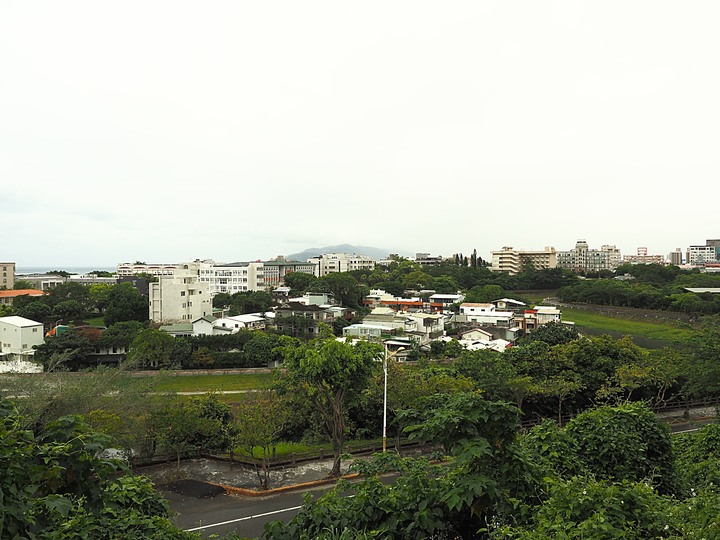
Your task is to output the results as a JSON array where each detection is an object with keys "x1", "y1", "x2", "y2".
[{"x1": 286, "y1": 244, "x2": 405, "y2": 262}]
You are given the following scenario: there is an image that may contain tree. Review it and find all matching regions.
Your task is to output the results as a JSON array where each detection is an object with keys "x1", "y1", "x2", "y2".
[
  {"x1": 309, "y1": 273, "x2": 368, "y2": 308},
  {"x1": 565, "y1": 402, "x2": 679, "y2": 495},
  {"x1": 52, "y1": 299, "x2": 85, "y2": 323},
  {"x1": 99, "y1": 320, "x2": 146, "y2": 350},
  {"x1": 0, "y1": 399, "x2": 198, "y2": 539},
  {"x1": 284, "y1": 271, "x2": 317, "y2": 292},
  {"x1": 103, "y1": 282, "x2": 149, "y2": 326},
  {"x1": 33, "y1": 328, "x2": 96, "y2": 370},
  {"x1": 232, "y1": 390, "x2": 289, "y2": 489},
  {"x1": 89, "y1": 282, "x2": 113, "y2": 313},
  {"x1": 15, "y1": 300, "x2": 51, "y2": 322},
  {"x1": 277, "y1": 332, "x2": 382, "y2": 477},
  {"x1": 127, "y1": 328, "x2": 175, "y2": 369},
  {"x1": 525, "y1": 321, "x2": 579, "y2": 346},
  {"x1": 12, "y1": 279, "x2": 34, "y2": 289}
]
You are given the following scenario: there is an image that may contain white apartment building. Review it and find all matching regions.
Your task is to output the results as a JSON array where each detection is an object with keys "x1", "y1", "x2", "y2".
[
  {"x1": 0, "y1": 316, "x2": 44, "y2": 356},
  {"x1": 117, "y1": 262, "x2": 182, "y2": 277},
  {"x1": 490, "y1": 247, "x2": 557, "y2": 275},
  {"x1": 556, "y1": 240, "x2": 622, "y2": 274},
  {"x1": 687, "y1": 245, "x2": 718, "y2": 265},
  {"x1": 1, "y1": 262, "x2": 15, "y2": 289},
  {"x1": 308, "y1": 253, "x2": 375, "y2": 277},
  {"x1": 149, "y1": 265, "x2": 212, "y2": 323},
  {"x1": 198, "y1": 262, "x2": 266, "y2": 295}
]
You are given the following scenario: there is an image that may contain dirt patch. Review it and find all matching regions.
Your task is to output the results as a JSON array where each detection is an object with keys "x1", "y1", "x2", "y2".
[{"x1": 136, "y1": 456, "x2": 353, "y2": 491}]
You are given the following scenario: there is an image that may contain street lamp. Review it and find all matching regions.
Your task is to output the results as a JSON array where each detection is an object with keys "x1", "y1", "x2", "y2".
[{"x1": 383, "y1": 344, "x2": 405, "y2": 453}]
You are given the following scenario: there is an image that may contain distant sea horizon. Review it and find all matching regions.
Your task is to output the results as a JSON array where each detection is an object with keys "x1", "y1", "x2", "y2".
[{"x1": 16, "y1": 266, "x2": 117, "y2": 276}]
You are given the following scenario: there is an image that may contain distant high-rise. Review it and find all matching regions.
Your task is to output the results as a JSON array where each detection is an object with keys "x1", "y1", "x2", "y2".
[
  {"x1": 1, "y1": 262, "x2": 15, "y2": 289},
  {"x1": 668, "y1": 248, "x2": 683, "y2": 266}
]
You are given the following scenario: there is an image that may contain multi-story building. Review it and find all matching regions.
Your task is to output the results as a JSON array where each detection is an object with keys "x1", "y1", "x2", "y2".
[
  {"x1": 623, "y1": 247, "x2": 667, "y2": 265},
  {"x1": 668, "y1": 248, "x2": 683, "y2": 266},
  {"x1": 14, "y1": 273, "x2": 66, "y2": 291},
  {"x1": 1, "y1": 262, "x2": 15, "y2": 289},
  {"x1": 414, "y1": 253, "x2": 444, "y2": 266},
  {"x1": 556, "y1": 240, "x2": 622, "y2": 274},
  {"x1": 274, "y1": 302, "x2": 337, "y2": 337},
  {"x1": 116, "y1": 262, "x2": 181, "y2": 277},
  {"x1": 262, "y1": 260, "x2": 317, "y2": 288},
  {"x1": 308, "y1": 253, "x2": 375, "y2": 277},
  {"x1": 490, "y1": 247, "x2": 557, "y2": 275},
  {"x1": 149, "y1": 264, "x2": 212, "y2": 323},
  {"x1": 686, "y1": 245, "x2": 717, "y2": 265},
  {"x1": 707, "y1": 239, "x2": 720, "y2": 260},
  {"x1": 0, "y1": 316, "x2": 44, "y2": 356},
  {"x1": 198, "y1": 262, "x2": 266, "y2": 296}
]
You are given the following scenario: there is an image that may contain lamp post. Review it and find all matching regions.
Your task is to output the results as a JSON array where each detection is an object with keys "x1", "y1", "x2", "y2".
[{"x1": 383, "y1": 344, "x2": 405, "y2": 453}]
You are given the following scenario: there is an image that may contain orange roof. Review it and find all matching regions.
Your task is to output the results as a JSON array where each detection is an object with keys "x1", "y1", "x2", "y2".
[{"x1": 0, "y1": 289, "x2": 46, "y2": 298}]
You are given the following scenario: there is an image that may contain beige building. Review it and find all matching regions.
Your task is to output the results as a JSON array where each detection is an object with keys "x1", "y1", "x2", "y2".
[
  {"x1": 0, "y1": 316, "x2": 44, "y2": 356},
  {"x1": 149, "y1": 264, "x2": 212, "y2": 323},
  {"x1": 491, "y1": 247, "x2": 557, "y2": 275},
  {"x1": 1, "y1": 262, "x2": 15, "y2": 289},
  {"x1": 308, "y1": 253, "x2": 375, "y2": 277},
  {"x1": 623, "y1": 247, "x2": 666, "y2": 265}
]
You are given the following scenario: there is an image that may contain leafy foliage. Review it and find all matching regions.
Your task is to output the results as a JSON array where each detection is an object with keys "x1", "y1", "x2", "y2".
[{"x1": 0, "y1": 399, "x2": 198, "y2": 539}]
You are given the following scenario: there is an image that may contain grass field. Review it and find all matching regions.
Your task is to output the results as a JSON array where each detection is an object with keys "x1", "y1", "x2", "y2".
[
  {"x1": 561, "y1": 307, "x2": 694, "y2": 345},
  {"x1": 150, "y1": 372, "x2": 275, "y2": 393}
]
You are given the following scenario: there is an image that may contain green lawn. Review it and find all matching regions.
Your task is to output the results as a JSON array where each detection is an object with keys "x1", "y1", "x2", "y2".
[
  {"x1": 150, "y1": 372, "x2": 275, "y2": 393},
  {"x1": 561, "y1": 307, "x2": 694, "y2": 345},
  {"x1": 83, "y1": 316, "x2": 106, "y2": 327}
]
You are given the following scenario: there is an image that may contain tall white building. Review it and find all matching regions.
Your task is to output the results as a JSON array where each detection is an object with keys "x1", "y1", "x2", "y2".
[
  {"x1": 686, "y1": 245, "x2": 717, "y2": 265},
  {"x1": 198, "y1": 262, "x2": 266, "y2": 296},
  {"x1": 308, "y1": 253, "x2": 375, "y2": 277},
  {"x1": 149, "y1": 264, "x2": 212, "y2": 323}
]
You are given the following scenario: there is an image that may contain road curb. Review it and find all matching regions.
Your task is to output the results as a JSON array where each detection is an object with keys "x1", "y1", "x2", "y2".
[{"x1": 209, "y1": 472, "x2": 362, "y2": 497}]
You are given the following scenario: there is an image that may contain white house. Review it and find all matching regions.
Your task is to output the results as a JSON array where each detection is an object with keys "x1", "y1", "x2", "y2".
[
  {"x1": 0, "y1": 316, "x2": 44, "y2": 356},
  {"x1": 458, "y1": 303, "x2": 514, "y2": 326},
  {"x1": 215, "y1": 314, "x2": 266, "y2": 332}
]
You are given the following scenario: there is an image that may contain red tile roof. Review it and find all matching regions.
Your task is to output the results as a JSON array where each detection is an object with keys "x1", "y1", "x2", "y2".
[{"x1": 0, "y1": 289, "x2": 46, "y2": 298}]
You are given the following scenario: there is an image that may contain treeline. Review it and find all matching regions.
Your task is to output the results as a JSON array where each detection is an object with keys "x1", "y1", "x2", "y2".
[
  {"x1": 558, "y1": 263, "x2": 720, "y2": 315},
  {"x1": 33, "y1": 325, "x2": 285, "y2": 370}
]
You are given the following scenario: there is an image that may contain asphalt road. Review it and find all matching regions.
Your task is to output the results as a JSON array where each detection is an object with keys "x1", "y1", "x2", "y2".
[
  {"x1": 164, "y1": 483, "x2": 336, "y2": 538},
  {"x1": 163, "y1": 415, "x2": 716, "y2": 538}
]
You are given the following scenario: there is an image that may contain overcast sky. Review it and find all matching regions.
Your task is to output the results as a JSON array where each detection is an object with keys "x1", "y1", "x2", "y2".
[{"x1": 2, "y1": 1, "x2": 718, "y2": 266}]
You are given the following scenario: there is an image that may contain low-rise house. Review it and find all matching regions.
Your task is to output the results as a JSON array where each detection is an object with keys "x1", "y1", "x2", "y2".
[
  {"x1": 428, "y1": 293, "x2": 465, "y2": 311},
  {"x1": 193, "y1": 316, "x2": 218, "y2": 336},
  {"x1": 342, "y1": 323, "x2": 397, "y2": 342},
  {"x1": 457, "y1": 303, "x2": 514, "y2": 326},
  {"x1": 0, "y1": 289, "x2": 46, "y2": 307},
  {"x1": 275, "y1": 302, "x2": 337, "y2": 337},
  {"x1": 515, "y1": 306, "x2": 562, "y2": 333},
  {"x1": 363, "y1": 289, "x2": 444, "y2": 313},
  {"x1": 404, "y1": 312, "x2": 445, "y2": 340},
  {"x1": 491, "y1": 298, "x2": 527, "y2": 313},
  {"x1": 215, "y1": 314, "x2": 266, "y2": 332},
  {"x1": 0, "y1": 316, "x2": 44, "y2": 357}
]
